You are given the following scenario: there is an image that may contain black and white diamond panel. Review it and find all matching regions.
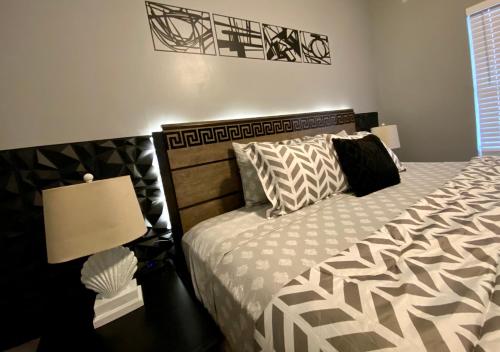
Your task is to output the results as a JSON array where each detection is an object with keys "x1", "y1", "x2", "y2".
[{"x1": 0, "y1": 136, "x2": 169, "y2": 236}]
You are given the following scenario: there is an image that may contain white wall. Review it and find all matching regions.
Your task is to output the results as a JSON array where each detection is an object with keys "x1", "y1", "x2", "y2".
[
  {"x1": 0, "y1": 0, "x2": 378, "y2": 150},
  {"x1": 368, "y1": 0, "x2": 479, "y2": 161}
]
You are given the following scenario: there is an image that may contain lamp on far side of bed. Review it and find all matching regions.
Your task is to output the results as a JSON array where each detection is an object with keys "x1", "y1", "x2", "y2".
[
  {"x1": 371, "y1": 124, "x2": 401, "y2": 149},
  {"x1": 43, "y1": 174, "x2": 147, "y2": 328}
]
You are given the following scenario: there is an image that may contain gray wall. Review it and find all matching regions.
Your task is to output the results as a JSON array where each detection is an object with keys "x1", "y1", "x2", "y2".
[
  {"x1": 0, "y1": 0, "x2": 377, "y2": 150},
  {"x1": 368, "y1": 0, "x2": 479, "y2": 161}
]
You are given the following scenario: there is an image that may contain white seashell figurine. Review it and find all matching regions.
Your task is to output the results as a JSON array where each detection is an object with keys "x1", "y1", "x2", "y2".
[{"x1": 81, "y1": 246, "x2": 138, "y2": 299}]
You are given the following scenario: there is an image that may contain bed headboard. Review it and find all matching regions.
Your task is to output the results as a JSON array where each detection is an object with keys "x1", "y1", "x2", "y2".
[{"x1": 153, "y1": 109, "x2": 356, "y2": 253}]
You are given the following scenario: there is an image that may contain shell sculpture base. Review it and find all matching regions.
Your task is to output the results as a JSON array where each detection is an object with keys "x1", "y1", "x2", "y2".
[{"x1": 81, "y1": 246, "x2": 144, "y2": 328}]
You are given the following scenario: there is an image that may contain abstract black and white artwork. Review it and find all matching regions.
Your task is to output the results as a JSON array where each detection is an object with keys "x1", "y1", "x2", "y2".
[
  {"x1": 145, "y1": 2, "x2": 216, "y2": 55},
  {"x1": 262, "y1": 24, "x2": 301, "y2": 62},
  {"x1": 144, "y1": 2, "x2": 333, "y2": 66},
  {"x1": 213, "y1": 14, "x2": 264, "y2": 59},
  {"x1": 300, "y1": 31, "x2": 331, "y2": 65}
]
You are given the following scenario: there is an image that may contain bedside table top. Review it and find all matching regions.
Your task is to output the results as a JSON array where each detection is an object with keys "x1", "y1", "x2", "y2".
[{"x1": 38, "y1": 262, "x2": 222, "y2": 352}]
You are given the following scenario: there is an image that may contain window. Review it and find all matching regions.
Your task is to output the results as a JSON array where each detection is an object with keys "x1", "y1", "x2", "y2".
[{"x1": 467, "y1": 1, "x2": 500, "y2": 155}]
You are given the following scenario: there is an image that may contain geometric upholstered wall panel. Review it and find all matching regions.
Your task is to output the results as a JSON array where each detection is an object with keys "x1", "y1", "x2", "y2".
[
  {"x1": 0, "y1": 136, "x2": 169, "y2": 236},
  {"x1": 0, "y1": 135, "x2": 169, "y2": 350}
]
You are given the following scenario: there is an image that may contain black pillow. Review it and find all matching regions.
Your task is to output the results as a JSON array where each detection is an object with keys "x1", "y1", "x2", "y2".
[{"x1": 332, "y1": 134, "x2": 400, "y2": 197}]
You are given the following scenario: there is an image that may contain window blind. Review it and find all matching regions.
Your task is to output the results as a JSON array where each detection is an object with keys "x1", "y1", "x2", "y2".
[{"x1": 468, "y1": 2, "x2": 500, "y2": 155}]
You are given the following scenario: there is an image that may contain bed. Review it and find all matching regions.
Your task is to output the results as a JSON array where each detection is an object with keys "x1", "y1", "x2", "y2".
[{"x1": 153, "y1": 109, "x2": 500, "y2": 352}]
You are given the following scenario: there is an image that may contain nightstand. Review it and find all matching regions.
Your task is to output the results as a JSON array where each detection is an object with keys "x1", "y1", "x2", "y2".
[{"x1": 38, "y1": 261, "x2": 222, "y2": 352}]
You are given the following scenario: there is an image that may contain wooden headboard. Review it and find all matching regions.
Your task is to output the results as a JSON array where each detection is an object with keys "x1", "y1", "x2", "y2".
[{"x1": 153, "y1": 109, "x2": 356, "y2": 255}]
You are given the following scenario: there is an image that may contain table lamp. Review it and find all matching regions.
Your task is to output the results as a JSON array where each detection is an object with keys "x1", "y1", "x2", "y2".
[
  {"x1": 371, "y1": 124, "x2": 401, "y2": 149},
  {"x1": 43, "y1": 174, "x2": 147, "y2": 328}
]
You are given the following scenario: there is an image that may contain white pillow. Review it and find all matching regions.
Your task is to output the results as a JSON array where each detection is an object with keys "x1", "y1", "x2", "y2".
[{"x1": 233, "y1": 142, "x2": 269, "y2": 207}]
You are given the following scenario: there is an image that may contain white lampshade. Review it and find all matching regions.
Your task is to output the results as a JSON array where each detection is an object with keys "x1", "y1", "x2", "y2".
[
  {"x1": 371, "y1": 124, "x2": 401, "y2": 149},
  {"x1": 43, "y1": 175, "x2": 147, "y2": 264}
]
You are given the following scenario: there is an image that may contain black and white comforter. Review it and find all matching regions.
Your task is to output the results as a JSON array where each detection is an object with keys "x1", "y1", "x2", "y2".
[
  {"x1": 183, "y1": 162, "x2": 466, "y2": 352},
  {"x1": 255, "y1": 156, "x2": 500, "y2": 351}
]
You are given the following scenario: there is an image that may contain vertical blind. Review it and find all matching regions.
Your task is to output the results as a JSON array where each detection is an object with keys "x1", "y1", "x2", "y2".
[{"x1": 468, "y1": 2, "x2": 500, "y2": 155}]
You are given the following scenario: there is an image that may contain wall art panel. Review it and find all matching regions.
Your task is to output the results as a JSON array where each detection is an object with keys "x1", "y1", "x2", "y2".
[
  {"x1": 213, "y1": 14, "x2": 265, "y2": 59},
  {"x1": 300, "y1": 31, "x2": 331, "y2": 65},
  {"x1": 145, "y1": 1, "x2": 216, "y2": 55},
  {"x1": 262, "y1": 24, "x2": 302, "y2": 62}
]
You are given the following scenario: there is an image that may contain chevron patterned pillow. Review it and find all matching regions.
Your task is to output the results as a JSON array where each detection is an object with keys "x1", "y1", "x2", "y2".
[
  {"x1": 244, "y1": 139, "x2": 348, "y2": 218},
  {"x1": 233, "y1": 142, "x2": 269, "y2": 206},
  {"x1": 304, "y1": 130, "x2": 349, "y2": 144},
  {"x1": 233, "y1": 137, "x2": 316, "y2": 207}
]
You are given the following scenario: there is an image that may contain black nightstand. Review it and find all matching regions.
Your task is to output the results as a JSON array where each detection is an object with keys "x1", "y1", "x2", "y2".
[{"x1": 38, "y1": 262, "x2": 222, "y2": 352}]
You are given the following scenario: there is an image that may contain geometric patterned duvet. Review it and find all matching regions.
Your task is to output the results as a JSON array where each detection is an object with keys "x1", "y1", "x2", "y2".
[
  {"x1": 183, "y1": 162, "x2": 468, "y2": 352},
  {"x1": 255, "y1": 156, "x2": 500, "y2": 352}
]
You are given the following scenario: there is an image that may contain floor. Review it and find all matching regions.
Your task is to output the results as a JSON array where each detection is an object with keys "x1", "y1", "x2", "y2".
[{"x1": 6, "y1": 339, "x2": 39, "y2": 352}]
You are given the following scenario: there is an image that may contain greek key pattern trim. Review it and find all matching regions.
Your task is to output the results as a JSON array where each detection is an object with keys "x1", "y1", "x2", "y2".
[{"x1": 164, "y1": 110, "x2": 355, "y2": 150}]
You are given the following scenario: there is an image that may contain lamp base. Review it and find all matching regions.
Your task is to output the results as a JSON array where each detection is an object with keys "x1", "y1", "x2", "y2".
[{"x1": 93, "y1": 279, "x2": 144, "y2": 328}]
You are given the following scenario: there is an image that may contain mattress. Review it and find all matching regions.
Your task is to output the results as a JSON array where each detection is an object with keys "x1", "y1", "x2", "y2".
[{"x1": 182, "y1": 162, "x2": 466, "y2": 352}]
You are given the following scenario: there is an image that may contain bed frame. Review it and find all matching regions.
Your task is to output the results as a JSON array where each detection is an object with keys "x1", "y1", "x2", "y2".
[{"x1": 153, "y1": 109, "x2": 358, "y2": 261}]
